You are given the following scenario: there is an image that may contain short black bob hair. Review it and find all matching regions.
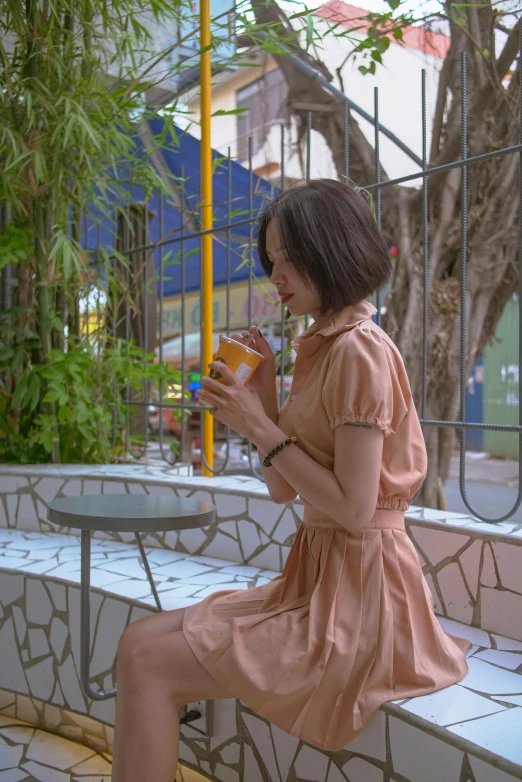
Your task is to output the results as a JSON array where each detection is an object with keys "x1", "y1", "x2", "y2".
[{"x1": 257, "y1": 179, "x2": 391, "y2": 315}]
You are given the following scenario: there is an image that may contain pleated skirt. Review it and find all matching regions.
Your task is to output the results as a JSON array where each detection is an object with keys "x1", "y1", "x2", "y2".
[{"x1": 182, "y1": 509, "x2": 470, "y2": 752}]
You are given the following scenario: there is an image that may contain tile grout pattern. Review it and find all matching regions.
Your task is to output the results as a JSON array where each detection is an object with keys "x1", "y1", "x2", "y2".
[
  {"x1": 1, "y1": 538, "x2": 521, "y2": 779},
  {"x1": 0, "y1": 714, "x2": 112, "y2": 782},
  {"x1": 1, "y1": 466, "x2": 522, "y2": 642},
  {"x1": 0, "y1": 467, "x2": 521, "y2": 781}
]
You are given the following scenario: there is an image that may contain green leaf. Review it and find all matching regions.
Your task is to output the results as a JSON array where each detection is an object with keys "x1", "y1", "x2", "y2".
[
  {"x1": 11, "y1": 371, "x2": 29, "y2": 410},
  {"x1": 43, "y1": 391, "x2": 61, "y2": 403},
  {"x1": 306, "y1": 14, "x2": 314, "y2": 50}
]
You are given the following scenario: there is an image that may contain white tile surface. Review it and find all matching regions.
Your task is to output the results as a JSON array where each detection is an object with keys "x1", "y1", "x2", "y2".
[
  {"x1": 468, "y1": 754, "x2": 521, "y2": 782},
  {"x1": 181, "y1": 572, "x2": 242, "y2": 586},
  {"x1": 271, "y1": 509, "x2": 297, "y2": 544},
  {"x1": 481, "y1": 588, "x2": 522, "y2": 642},
  {"x1": 400, "y1": 682, "x2": 506, "y2": 725},
  {"x1": 492, "y1": 542, "x2": 522, "y2": 593},
  {"x1": 448, "y1": 707, "x2": 522, "y2": 766},
  {"x1": 202, "y1": 532, "x2": 242, "y2": 563},
  {"x1": 242, "y1": 713, "x2": 279, "y2": 782},
  {"x1": 437, "y1": 562, "x2": 474, "y2": 623},
  {"x1": 0, "y1": 620, "x2": 29, "y2": 695},
  {"x1": 460, "y1": 657, "x2": 522, "y2": 695},
  {"x1": 25, "y1": 580, "x2": 54, "y2": 625},
  {"x1": 178, "y1": 527, "x2": 207, "y2": 553},
  {"x1": 90, "y1": 599, "x2": 130, "y2": 677},
  {"x1": 475, "y1": 648, "x2": 522, "y2": 670},
  {"x1": 0, "y1": 574, "x2": 24, "y2": 607},
  {"x1": 459, "y1": 540, "x2": 482, "y2": 598},
  {"x1": 437, "y1": 616, "x2": 490, "y2": 647},
  {"x1": 25, "y1": 657, "x2": 55, "y2": 701},
  {"x1": 70, "y1": 753, "x2": 112, "y2": 773},
  {"x1": 28, "y1": 629, "x2": 50, "y2": 659},
  {"x1": 492, "y1": 695, "x2": 522, "y2": 706},
  {"x1": 294, "y1": 744, "x2": 329, "y2": 781},
  {"x1": 0, "y1": 768, "x2": 28, "y2": 781},
  {"x1": 219, "y1": 521, "x2": 238, "y2": 539},
  {"x1": 150, "y1": 559, "x2": 213, "y2": 579},
  {"x1": 248, "y1": 543, "x2": 281, "y2": 571},
  {"x1": 21, "y1": 760, "x2": 69, "y2": 781},
  {"x1": 493, "y1": 635, "x2": 522, "y2": 652},
  {"x1": 345, "y1": 711, "x2": 386, "y2": 761},
  {"x1": 242, "y1": 744, "x2": 264, "y2": 782},
  {"x1": 0, "y1": 745, "x2": 23, "y2": 771},
  {"x1": 342, "y1": 757, "x2": 383, "y2": 782},
  {"x1": 26, "y1": 729, "x2": 95, "y2": 769},
  {"x1": 481, "y1": 543, "x2": 497, "y2": 587},
  {"x1": 221, "y1": 565, "x2": 260, "y2": 577},
  {"x1": 424, "y1": 573, "x2": 443, "y2": 613},
  {"x1": 248, "y1": 499, "x2": 283, "y2": 535},
  {"x1": 238, "y1": 522, "x2": 261, "y2": 560},
  {"x1": 214, "y1": 494, "x2": 247, "y2": 519},
  {"x1": 96, "y1": 558, "x2": 147, "y2": 580},
  {"x1": 47, "y1": 582, "x2": 67, "y2": 611},
  {"x1": 33, "y1": 478, "x2": 64, "y2": 503},
  {"x1": 16, "y1": 495, "x2": 39, "y2": 531},
  {"x1": 327, "y1": 763, "x2": 349, "y2": 782},
  {"x1": 389, "y1": 716, "x2": 463, "y2": 782}
]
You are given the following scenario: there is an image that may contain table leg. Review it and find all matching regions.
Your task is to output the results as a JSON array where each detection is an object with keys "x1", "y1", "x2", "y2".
[
  {"x1": 135, "y1": 533, "x2": 163, "y2": 612},
  {"x1": 80, "y1": 529, "x2": 117, "y2": 701}
]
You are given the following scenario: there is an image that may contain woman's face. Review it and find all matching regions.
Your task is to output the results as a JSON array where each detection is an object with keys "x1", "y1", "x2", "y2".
[{"x1": 265, "y1": 220, "x2": 322, "y2": 320}]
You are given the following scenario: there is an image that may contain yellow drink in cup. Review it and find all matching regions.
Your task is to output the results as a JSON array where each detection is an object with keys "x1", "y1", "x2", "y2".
[
  {"x1": 210, "y1": 335, "x2": 264, "y2": 385},
  {"x1": 200, "y1": 336, "x2": 264, "y2": 407}
]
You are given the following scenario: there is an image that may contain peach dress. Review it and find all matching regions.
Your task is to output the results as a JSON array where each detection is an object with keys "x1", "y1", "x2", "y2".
[{"x1": 182, "y1": 300, "x2": 470, "y2": 752}]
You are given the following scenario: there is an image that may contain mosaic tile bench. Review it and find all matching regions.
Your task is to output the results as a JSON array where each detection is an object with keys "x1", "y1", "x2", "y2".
[{"x1": 0, "y1": 464, "x2": 521, "y2": 782}]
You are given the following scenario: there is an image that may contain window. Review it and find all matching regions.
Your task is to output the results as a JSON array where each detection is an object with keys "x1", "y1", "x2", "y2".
[{"x1": 236, "y1": 68, "x2": 288, "y2": 159}]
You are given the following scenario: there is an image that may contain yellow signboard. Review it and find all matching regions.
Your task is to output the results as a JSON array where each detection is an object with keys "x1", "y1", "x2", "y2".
[{"x1": 160, "y1": 282, "x2": 280, "y2": 337}]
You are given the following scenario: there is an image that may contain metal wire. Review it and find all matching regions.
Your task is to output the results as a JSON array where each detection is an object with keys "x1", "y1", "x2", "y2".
[
  {"x1": 113, "y1": 52, "x2": 522, "y2": 523},
  {"x1": 421, "y1": 69, "x2": 429, "y2": 421},
  {"x1": 374, "y1": 87, "x2": 382, "y2": 326},
  {"x1": 344, "y1": 100, "x2": 350, "y2": 182}
]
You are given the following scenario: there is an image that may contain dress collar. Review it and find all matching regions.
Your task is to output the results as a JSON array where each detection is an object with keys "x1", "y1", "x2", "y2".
[{"x1": 291, "y1": 300, "x2": 377, "y2": 348}]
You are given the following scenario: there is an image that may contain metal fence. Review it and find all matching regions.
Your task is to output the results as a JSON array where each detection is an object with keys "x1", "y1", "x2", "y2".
[{"x1": 81, "y1": 51, "x2": 522, "y2": 524}]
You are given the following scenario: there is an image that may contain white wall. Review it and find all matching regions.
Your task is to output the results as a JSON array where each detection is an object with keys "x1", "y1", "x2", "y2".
[{"x1": 185, "y1": 16, "x2": 444, "y2": 185}]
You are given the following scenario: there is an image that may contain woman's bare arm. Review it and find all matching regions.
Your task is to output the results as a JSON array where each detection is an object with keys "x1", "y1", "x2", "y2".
[
  {"x1": 254, "y1": 385, "x2": 298, "y2": 504},
  {"x1": 251, "y1": 419, "x2": 383, "y2": 530}
]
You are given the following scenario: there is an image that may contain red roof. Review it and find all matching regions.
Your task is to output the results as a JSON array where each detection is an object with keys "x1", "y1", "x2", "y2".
[{"x1": 316, "y1": 1, "x2": 450, "y2": 59}]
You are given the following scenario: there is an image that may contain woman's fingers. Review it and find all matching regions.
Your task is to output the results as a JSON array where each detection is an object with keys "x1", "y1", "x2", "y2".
[{"x1": 207, "y1": 361, "x2": 239, "y2": 386}]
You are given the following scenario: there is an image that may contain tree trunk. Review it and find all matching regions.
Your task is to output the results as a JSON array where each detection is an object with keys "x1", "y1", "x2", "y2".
[{"x1": 256, "y1": 0, "x2": 521, "y2": 507}]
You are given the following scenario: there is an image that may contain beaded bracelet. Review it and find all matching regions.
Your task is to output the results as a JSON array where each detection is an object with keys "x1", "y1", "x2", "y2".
[{"x1": 263, "y1": 436, "x2": 297, "y2": 467}]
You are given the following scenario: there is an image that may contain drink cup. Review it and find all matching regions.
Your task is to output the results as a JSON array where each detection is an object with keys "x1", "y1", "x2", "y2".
[{"x1": 200, "y1": 335, "x2": 264, "y2": 406}]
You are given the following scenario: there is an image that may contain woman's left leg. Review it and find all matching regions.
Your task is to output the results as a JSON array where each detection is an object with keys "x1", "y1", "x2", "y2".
[{"x1": 111, "y1": 629, "x2": 230, "y2": 782}]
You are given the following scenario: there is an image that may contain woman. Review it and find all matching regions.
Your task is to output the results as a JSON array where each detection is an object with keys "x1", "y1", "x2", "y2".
[{"x1": 112, "y1": 179, "x2": 470, "y2": 782}]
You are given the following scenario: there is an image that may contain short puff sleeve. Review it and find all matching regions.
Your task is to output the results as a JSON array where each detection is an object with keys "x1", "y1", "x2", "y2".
[{"x1": 321, "y1": 328, "x2": 409, "y2": 437}]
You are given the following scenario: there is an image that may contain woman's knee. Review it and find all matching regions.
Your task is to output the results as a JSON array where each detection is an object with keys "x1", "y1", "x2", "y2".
[{"x1": 117, "y1": 608, "x2": 185, "y2": 661}]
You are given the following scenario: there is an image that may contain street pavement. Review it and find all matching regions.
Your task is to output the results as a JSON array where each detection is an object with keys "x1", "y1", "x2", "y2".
[{"x1": 444, "y1": 454, "x2": 522, "y2": 524}]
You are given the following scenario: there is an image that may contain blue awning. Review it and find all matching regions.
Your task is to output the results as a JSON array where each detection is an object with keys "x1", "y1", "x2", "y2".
[{"x1": 82, "y1": 118, "x2": 279, "y2": 297}]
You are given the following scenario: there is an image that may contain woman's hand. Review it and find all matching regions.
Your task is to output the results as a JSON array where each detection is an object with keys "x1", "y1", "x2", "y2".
[{"x1": 198, "y1": 361, "x2": 272, "y2": 441}]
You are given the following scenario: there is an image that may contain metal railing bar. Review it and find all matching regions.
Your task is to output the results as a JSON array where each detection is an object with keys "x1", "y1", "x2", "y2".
[
  {"x1": 419, "y1": 420, "x2": 522, "y2": 433},
  {"x1": 344, "y1": 99, "x2": 350, "y2": 182},
  {"x1": 374, "y1": 87, "x2": 382, "y2": 327},
  {"x1": 279, "y1": 122, "x2": 286, "y2": 410},
  {"x1": 421, "y1": 69, "x2": 429, "y2": 422},
  {"x1": 365, "y1": 142, "x2": 522, "y2": 192}
]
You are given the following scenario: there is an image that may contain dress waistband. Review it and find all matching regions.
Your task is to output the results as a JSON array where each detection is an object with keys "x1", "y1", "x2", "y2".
[{"x1": 302, "y1": 507, "x2": 405, "y2": 530}]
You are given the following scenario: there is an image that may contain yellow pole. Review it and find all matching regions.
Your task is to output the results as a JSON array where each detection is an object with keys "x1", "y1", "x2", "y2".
[{"x1": 200, "y1": 0, "x2": 214, "y2": 475}]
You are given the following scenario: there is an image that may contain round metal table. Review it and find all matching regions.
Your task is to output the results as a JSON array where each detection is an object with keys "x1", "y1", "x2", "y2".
[{"x1": 47, "y1": 494, "x2": 215, "y2": 704}]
